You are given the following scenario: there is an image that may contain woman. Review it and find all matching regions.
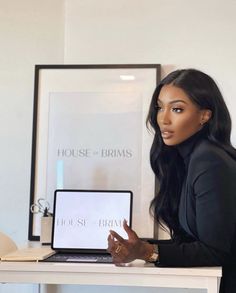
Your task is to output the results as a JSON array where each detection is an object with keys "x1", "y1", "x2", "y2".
[{"x1": 107, "y1": 69, "x2": 236, "y2": 293}]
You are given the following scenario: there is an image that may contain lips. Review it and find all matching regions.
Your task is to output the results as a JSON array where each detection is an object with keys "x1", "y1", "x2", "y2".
[{"x1": 160, "y1": 130, "x2": 174, "y2": 139}]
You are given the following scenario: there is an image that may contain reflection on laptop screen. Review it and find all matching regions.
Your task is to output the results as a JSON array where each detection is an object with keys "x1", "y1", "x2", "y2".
[{"x1": 52, "y1": 190, "x2": 133, "y2": 250}]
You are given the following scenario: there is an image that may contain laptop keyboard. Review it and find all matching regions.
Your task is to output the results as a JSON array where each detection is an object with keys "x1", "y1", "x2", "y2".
[{"x1": 43, "y1": 253, "x2": 113, "y2": 263}]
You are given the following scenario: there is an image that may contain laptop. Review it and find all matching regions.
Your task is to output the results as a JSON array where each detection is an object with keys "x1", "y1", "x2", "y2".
[{"x1": 43, "y1": 189, "x2": 133, "y2": 263}]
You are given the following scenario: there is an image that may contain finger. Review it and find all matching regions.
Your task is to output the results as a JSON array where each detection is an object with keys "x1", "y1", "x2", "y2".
[
  {"x1": 112, "y1": 252, "x2": 125, "y2": 263},
  {"x1": 123, "y1": 219, "x2": 131, "y2": 232},
  {"x1": 107, "y1": 234, "x2": 114, "y2": 246},
  {"x1": 112, "y1": 253, "x2": 129, "y2": 265},
  {"x1": 107, "y1": 233, "x2": 113, "y2": 242},
  {"x1": 114, "y1": 243, "x2": 122, "y2": 254},
  {"x1": 109, "y1": 230, "x2": 126, "y2": 244},
  {"x1": 107, "y1": 234, "x2": 118, "y2": 252},
  {"x1": 123, "y1": 219, "x2": 138, "y2": 240},
  {"x1": 108, "y1": 233, "x2": 119, "y2": 244},
  {"x1": 107, "y1": 234, "x2": 112, "y2": 249}
]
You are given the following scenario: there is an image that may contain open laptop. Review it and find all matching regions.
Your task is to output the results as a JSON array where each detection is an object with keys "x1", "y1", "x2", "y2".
[{"x1": 43, "y1": 189, "x2": 133, "y2": 263}]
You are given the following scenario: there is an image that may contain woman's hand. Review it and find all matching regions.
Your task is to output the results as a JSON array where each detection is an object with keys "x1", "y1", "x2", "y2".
[{"x1": 107, "y1": 219, "x2": 154, "y2": 264}]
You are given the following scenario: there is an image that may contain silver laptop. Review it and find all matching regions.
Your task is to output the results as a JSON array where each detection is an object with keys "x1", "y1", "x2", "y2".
[{"x1": 43, "y1": 189, "x2": 133, "y2": 263}]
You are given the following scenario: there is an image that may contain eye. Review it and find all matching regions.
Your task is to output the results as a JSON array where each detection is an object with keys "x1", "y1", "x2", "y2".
[
  {"x1": 155, "y1": 105, "x2": 163, "y2": 112},
  {"x1": 172, "y1": 107, "x2": 183, "y2": 113}
]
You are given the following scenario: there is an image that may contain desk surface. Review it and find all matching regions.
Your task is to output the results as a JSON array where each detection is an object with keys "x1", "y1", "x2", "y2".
[{"x1": 0, "y1": 260, "x2": 221, "y2": 292}]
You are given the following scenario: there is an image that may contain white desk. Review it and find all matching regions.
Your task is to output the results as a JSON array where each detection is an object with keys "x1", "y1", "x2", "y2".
[{"x1": 0, "y1": 261, "x2": 221, "y2": 293}]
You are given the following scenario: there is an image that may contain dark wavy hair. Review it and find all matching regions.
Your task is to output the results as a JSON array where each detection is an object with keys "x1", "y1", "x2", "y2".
[{"x1": 147, "y1": 68, "x2": 236, "y2": 238}]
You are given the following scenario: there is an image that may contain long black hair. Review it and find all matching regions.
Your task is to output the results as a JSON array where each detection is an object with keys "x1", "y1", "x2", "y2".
[{"x1": 147, "y1": 68, "x2": 236, "y2": 238}]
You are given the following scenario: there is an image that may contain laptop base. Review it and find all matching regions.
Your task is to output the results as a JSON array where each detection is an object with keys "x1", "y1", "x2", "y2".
[{"x1": 42, "y1": 252, "x2": 113, "y2": 263}]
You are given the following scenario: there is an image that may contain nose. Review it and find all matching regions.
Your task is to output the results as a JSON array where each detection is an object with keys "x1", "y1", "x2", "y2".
[{"x1": 157, "y1": 110, "x2": 171, "y2": 125}]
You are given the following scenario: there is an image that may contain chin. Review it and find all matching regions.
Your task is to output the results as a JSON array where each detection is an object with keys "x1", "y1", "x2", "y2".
[{"x1": 163, "y1": 140, "x2": 176, "y2": 146}]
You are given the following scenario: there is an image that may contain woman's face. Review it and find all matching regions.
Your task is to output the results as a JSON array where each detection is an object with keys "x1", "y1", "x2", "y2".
[{"x1": 156, "y1": 84, "x2": 210, "y2": 146}]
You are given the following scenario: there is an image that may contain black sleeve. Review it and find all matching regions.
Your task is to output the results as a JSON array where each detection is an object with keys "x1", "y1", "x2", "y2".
[{"x1": 156, "y1": 151, "x2": 236, "y2": 267}]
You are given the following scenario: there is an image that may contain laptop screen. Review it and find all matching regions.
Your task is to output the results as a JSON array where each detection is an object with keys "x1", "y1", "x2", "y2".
[{"x1": 52, "y1": 189, "x2": 133, "y2": 251}]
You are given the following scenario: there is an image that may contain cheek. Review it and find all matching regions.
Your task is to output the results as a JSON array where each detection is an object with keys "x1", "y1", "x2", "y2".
[{"x1": 177, "y1": 116, "x2": 201, "y2": 135}]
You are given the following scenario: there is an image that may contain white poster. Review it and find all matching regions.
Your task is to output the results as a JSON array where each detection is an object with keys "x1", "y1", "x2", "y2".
[{"x1": 46, "y1": 92, "x2": 142, "y2": 208}]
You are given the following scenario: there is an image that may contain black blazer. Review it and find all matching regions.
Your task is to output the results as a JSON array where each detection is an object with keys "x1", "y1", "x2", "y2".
[{"x1": 154, "y1": 137, "x2": 236, "y2": 293}]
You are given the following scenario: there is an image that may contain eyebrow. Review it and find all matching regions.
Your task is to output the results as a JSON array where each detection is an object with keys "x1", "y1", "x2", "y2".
[{"x1": 157, "y1": 99, "x2": 188, "y2": 105}]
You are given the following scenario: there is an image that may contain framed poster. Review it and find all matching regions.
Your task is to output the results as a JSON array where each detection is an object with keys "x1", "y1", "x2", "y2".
[{"x1": 28, "y1": 64, "x2": 161, "y2": 240}]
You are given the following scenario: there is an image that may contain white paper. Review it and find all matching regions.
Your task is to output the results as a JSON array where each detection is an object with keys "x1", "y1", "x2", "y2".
[{"x1": 46, "y1": 92, "x2": 142, "y2": 207}]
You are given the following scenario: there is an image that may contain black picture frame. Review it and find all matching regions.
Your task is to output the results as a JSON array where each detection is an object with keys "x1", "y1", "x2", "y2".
[{"x1": 28, "y1": 64, "x2": 161, "y2": 240}]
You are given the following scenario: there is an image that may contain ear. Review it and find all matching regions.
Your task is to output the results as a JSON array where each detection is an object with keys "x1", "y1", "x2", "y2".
[{"x1": 200, "y1": 109, "x2": 212, "y2": 125}]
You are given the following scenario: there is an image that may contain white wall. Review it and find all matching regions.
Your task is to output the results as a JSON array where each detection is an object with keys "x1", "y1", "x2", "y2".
[
  {"x1": 0, "y1": 0, "x2": 64, "y2": 244},
  {"x1": 1, "y1": 0, "x2": 236, "y2": 292},
  {"x1": 0, "y1": 0, "x2": 64, "y2": 292},
  {"x1": 65, "y1": 0, "x2": 236, "y2": 142}
]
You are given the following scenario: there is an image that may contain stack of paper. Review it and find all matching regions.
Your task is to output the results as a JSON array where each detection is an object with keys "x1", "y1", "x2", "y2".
[{"x1": 0, "y1": 247, "x2": 55, "y2": 262}]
